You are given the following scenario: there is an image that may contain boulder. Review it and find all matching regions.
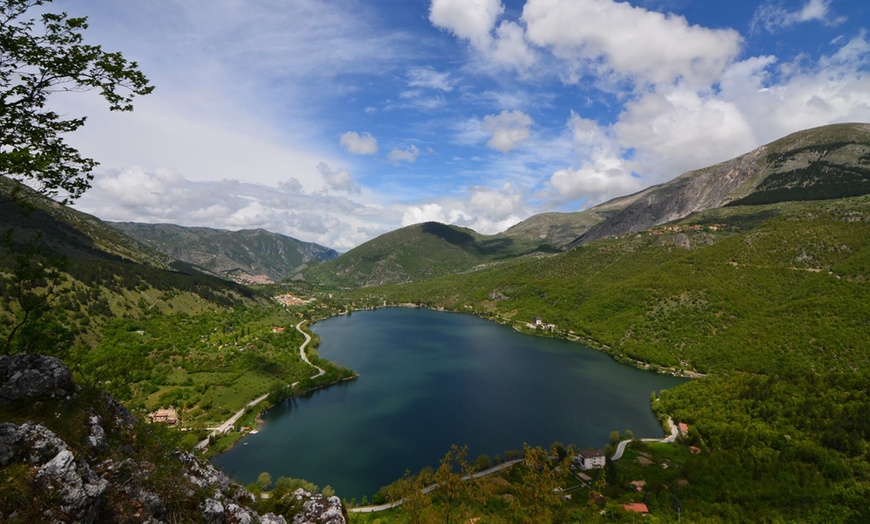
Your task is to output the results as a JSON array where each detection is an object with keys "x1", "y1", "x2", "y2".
[
  {"x1": 290, "y1": 490, "x2": 346, "y2": 524},
  {"x1": 0, "y1": 353, "x2": 76, "y2": 403}
]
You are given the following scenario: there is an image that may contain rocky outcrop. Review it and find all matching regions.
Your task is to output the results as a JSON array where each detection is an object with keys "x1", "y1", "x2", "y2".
[
  {"x1": 0, "y1": 353, "x2": 77, "y2": 403},
  {"x1": 568, "y1": 122, "x2": 870, "y2": 248},
  {"x1": 290, "y1": 490, "x2": 346, "y2": 524},
  {"x1": 570, "y1": 146, "x2": 767, "y2": 247},
  {"x1": 1, "y1": 422, "x2": 107, "y2": 523},
  {"x1": 0, "y1": 355, "x2": 340, "y2": 523}
]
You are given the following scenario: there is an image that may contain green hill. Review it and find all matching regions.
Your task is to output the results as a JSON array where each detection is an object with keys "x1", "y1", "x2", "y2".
[
  {"x1": 301, "y1": 221, "x2": 553, "y2": 287},
  {"x1": 0, "y1": 179, "x2": 259, "y2": 351}
]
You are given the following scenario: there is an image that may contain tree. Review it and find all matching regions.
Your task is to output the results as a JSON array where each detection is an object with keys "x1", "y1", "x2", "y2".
[
  {"x1": 256, "y1": 471, "x2": 272, "y2": 492},
  {"x1": 1, "y1": 0, "x2": 152, "y2": 202}
]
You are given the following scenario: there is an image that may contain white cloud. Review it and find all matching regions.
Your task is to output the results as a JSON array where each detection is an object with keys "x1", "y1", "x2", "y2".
[
  {"x1": 488, "y1": 21, "x2": 537, "y2": 70},
  {"x1": 340, "y1": 131, "x2": 379, "y2": 155},
  {"x1": 468, "y1": 182, "x2": 523, "y2": 221},
  {"x1": 752, "y1": 0, "x2": 845, "y2": 33},
  {"x1": 482, "y1": 110, "x2": 533, "y2": 153},
  {"x1": 389, "y1": 145, "x2": 421, "y2": 164},
  {"x1": 429, "y1": 0, "x2": 504, "y2": 48},
  {"x1": 317, "y1": 162, "x2": 361, "y2": 194},
  {"x1": 542, "y1": 115, "x2": 643, "y2": 204},
  {"x1": 522, "y1": 0, "x2": 742, "y2": 87},
  {"x1": 76, "y1": 167, "x2": 397, "y2": 251},
  {"x1": 615, "y1": 86, "x2": 758, "y2": 180},
  {"x1": 407, "y1": 67, "x2": 455, "y2": 92}
]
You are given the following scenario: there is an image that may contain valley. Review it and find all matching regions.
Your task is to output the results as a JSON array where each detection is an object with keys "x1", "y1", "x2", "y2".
[{"x1": 3, "y1": 123, "x2": 870, "y2": 523}]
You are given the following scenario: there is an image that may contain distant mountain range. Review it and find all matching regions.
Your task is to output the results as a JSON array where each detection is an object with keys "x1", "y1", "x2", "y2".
[
  {"x1": 303, "y1": 123, "x2": 870, "y2": 287},
  {"x1": 110, "y1": 222, "x2": 338, "y2": 284}
]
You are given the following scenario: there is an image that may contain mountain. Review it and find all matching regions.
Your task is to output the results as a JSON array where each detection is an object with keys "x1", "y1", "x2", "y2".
[
  {"x1": 0, "y1": 179, "x2": 258, "y2": 349},
  {"x1": 110, "y1": 222, "x2": 338, "y2": 284},
  {"x1": 566, "y1": 122, "x2": 870, "y2": 247},
  {"x1": 301, "y1": 221, "x2": 551, "y2": 287},
  {"x1": 497, "y1": 188, "x2": 656, "y2": 247}
]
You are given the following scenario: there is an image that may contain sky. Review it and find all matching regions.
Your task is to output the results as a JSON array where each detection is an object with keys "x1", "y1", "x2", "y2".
[{"x1": 48, "y1": 0, "x2": 870, "y2": 250}]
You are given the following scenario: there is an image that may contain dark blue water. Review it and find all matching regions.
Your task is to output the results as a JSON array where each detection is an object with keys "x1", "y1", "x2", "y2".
[{"x1": 213, "y1": 308, "x2": 686, "y2": 499}]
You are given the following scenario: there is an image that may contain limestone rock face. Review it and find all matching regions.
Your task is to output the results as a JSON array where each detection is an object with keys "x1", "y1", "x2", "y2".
[
  {"x1": 36, "y1": 448, "x2": 109, "y2": 523},
  {"x1": 0, "y1": 354, "x2": 76, "y2": 402},
  {"x1": 0, "y1": 422, "x2": 107, "y2": 523},
  {"x1": 290, "y1": 490, "x2": 347, "y2": 524}
]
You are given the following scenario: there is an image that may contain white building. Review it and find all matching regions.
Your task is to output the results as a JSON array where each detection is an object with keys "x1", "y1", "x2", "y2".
[{"x1": 574, "y1": 449, "x2": 606, "y2": 470}]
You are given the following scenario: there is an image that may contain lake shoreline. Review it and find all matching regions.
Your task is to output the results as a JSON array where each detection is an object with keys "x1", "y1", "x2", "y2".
[{"x1": 212, "y1": 307, "x2": 688, "y2": 498}]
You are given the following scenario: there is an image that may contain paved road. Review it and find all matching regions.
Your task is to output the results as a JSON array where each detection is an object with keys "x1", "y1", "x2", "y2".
[
  {"x1": 296, "y1": 320, "x2": 325, "y2": 379},
  {"x1": 611, "y1": 417, "x2": 679, "y2": 461},
  {"x1": 195, "y1": 393, "x2": 269, "y2": 450},
  {"x1": 195, "y1": 321, "x2": 325, "y2": 450},
  {"x1": 349, "y1": 459, "x2": 523, "y2": 513}
]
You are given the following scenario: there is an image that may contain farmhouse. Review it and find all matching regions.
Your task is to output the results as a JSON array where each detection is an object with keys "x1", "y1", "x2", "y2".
[
  {"x1": 573, "y1": 449, "x2": 606, "y2": 470},
  {"x1": 149, "y1": 408, "x2": 178, "y2": 425}
]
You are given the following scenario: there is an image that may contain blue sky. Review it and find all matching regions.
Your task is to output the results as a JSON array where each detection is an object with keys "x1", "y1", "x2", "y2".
[{"x1": 53, "y1": 0, "x2": 870, "y2": 250}]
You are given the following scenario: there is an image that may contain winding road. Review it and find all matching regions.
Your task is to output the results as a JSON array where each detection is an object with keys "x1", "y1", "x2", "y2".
[
  {"x1": 349, "y1": 459, "x2": 524, "y2": 513},
  {"x1": 296, "y1": 320, "x2": 325, "y2": 379},
  {"x1": 194, "y1": 320, "x2": 325, "y2": 450},
  {"x1": 611, "y1": 417, "x2": 679, "y2": 461}
]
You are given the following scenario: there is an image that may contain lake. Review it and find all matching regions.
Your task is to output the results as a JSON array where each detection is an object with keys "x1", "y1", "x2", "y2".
[{"x1": 213, "y1": 308, "x2": 687, "y2": 499}]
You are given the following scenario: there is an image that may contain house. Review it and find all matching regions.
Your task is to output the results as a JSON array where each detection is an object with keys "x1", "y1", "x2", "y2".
[
  {"x1": 623, "y1": 503, "x2": 649, "y2": 514},
  {"x1": 573, "y1": 449, "x2": 606, "y2": 470},
  {"x1": 271, "y1": 326, "x2": 286, "y2": 333},
  {"x1": 678, "y1": 422, "x2": 689, "y2": 436},
  {"x1": 689, "y1": 445, "x2": 701, "y2": 455},
  {"x1": 631, "y1": 480, "x2": 647, "y2": 491},
  {"x1": 149, "y1": 408, "x2": 178, "y2": 425}
]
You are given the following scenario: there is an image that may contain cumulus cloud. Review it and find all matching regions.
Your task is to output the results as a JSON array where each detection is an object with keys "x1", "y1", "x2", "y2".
[
  {"x1": 522, "y1": 0, "x2": 742, "y2": 87},
  {"x1": 614, "y1": 86, "x2": 758, "y2": 180},
  {"x1": 468, "y1": 182, "x2": 523, "y2": 221},
  {"x1": 389, "y1": 145, "x2": 421, "y2": 164},
  {"x1": 400, "y1": 191, "x2": 524, "y2": 235},
  {"x1": 429, "y1": 0, "x2": 504, "y2": 48},
  {"x1": 752, "y1": 0, "x2": 845, "y2": 33},
  {"x1": 482, "y1": 110, "x2": 533, "y2": 153},
  {"x1": 542, "y1": 115, "x2": 643, "y2": 204},
  {"x1": 428, "y1": 0, "x2": 536, "y2": 71},
  {"x1": 317, "y1": 162, "x2": 361, "y2": 194},
  {"x1": 340, "y1": 131, "x2": 378, "y2": 155}
]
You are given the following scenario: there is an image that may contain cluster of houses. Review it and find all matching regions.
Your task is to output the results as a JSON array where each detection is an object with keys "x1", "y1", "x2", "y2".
[
  {"x1": 274, "y1": 293, "x2": 313, "y2": 307},
  {"x1": 648, "y1": 224, "x2": 726, "y2": 235},
  {"x1": 526, "y1": 316, "x2": 557, "y2": 331}
]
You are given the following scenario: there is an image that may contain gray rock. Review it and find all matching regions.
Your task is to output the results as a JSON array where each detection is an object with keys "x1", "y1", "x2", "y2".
[
  {"x1": 225, "y1": 502, "x2": 255, "y2": 524},
  {"x1": 87, "y1": 414, "x2": 108, "y2": 452},
  {"x1": 178, "y1": 451, "x2": 232, "y2": 493},
  {"x1": 202, "y1": 497, "x2": 225, "y2": 523},
  {"x1": 36, "y1": 448, "x2": 108, "y2": 523},
  {"x1": 0, "y1": 354, "x2": 76, "y2": 403},
  {"x1": 290, "y1": 490, "x2": 346, "y2": 524},
  {"x1": 261, "y1": 514, "x2": 289, "y2": 524},
  {"x1": 0, "y1": 421, "x2": 67, "y2": 467}
]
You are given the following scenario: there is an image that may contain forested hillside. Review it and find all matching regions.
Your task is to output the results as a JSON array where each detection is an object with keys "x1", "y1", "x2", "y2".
[{"x1": 346, "y1": 195, "x2": 870, "y2": 521}]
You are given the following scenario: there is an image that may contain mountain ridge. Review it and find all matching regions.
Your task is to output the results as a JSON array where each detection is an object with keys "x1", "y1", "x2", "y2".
[{"x1": 109, "y1": 222, "x2": 339, "y2": 284}]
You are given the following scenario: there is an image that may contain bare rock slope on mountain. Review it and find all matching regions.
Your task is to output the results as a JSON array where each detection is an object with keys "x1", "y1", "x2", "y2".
[{"x1": 568, "y1": 123, "x2": 870, "y2": 247}]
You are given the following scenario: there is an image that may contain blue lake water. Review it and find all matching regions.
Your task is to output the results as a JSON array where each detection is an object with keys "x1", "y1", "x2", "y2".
[{"x1": 213, "y1": 308, "x2": 687, "y2": 499}]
